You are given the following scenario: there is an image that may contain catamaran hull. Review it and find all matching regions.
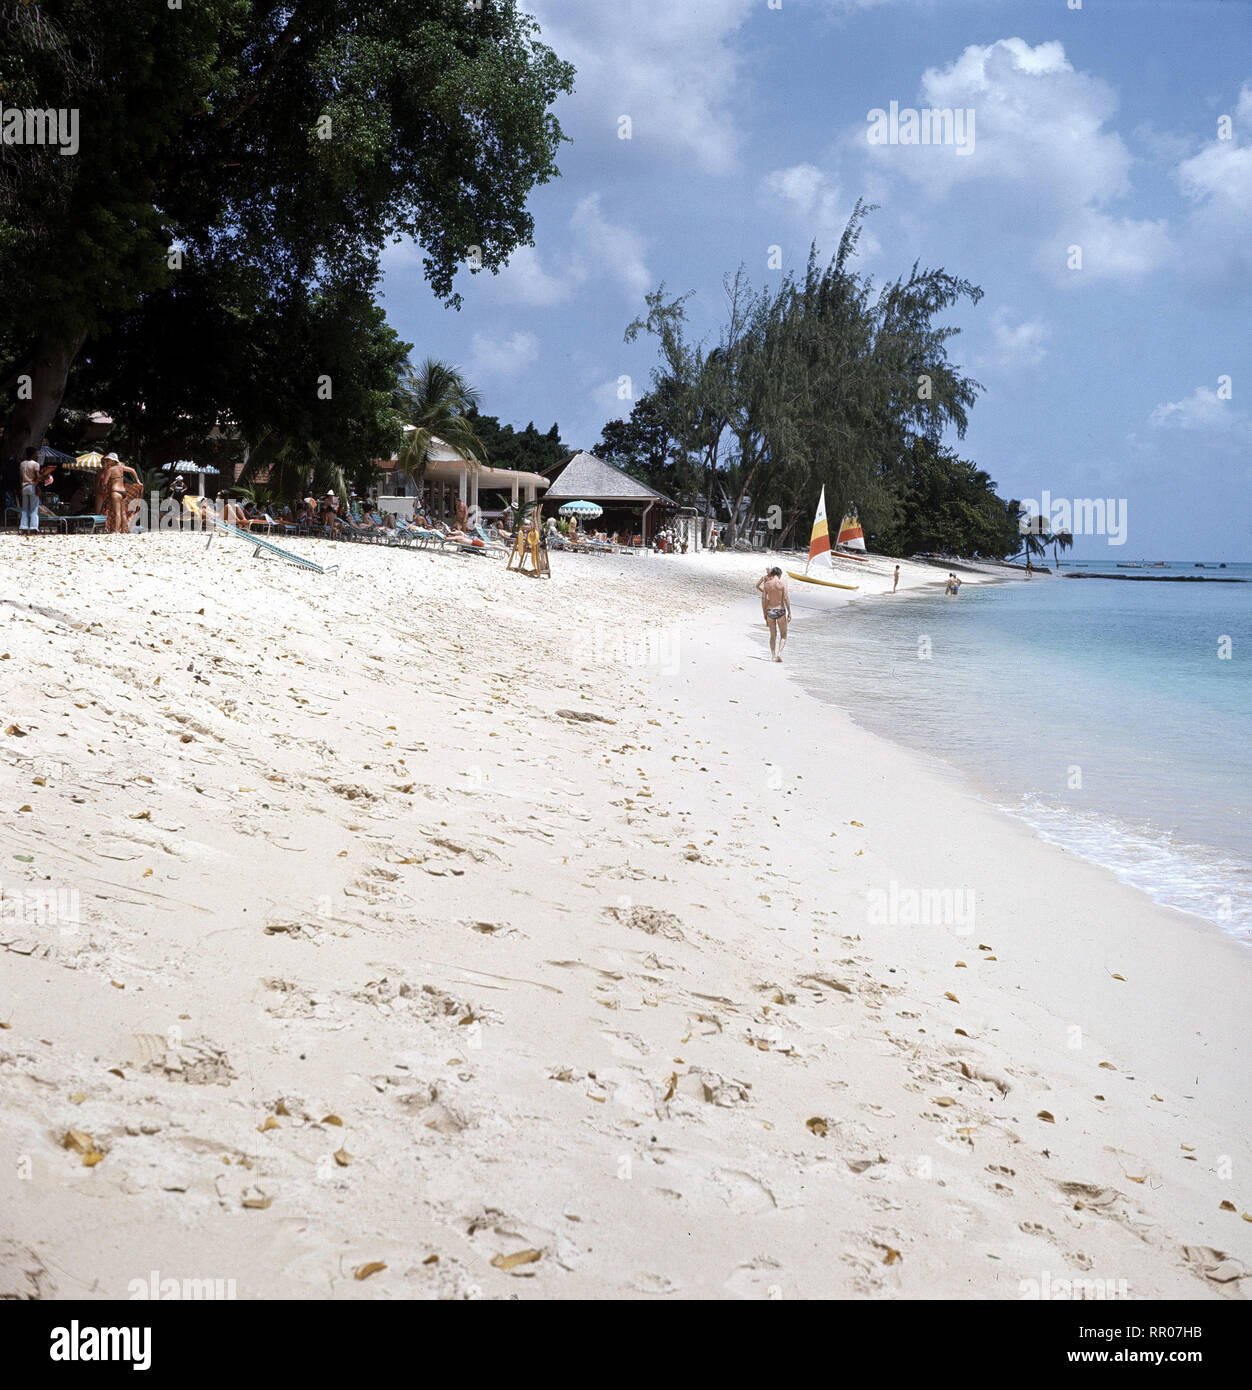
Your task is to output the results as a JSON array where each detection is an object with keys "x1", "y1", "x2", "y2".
[{"x1": 787, "y1": 571, "x2": 859, "y2": 590}]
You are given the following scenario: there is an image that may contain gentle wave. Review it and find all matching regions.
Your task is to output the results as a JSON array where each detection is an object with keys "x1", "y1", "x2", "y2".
[{"x1": 1004, "y1": 799, "x2": 1252, "y2": 941}]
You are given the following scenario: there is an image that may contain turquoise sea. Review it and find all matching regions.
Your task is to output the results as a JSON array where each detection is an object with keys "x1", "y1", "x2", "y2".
[{"x1": 784, "y1": 563, "x2": 1252, "y2": 941}]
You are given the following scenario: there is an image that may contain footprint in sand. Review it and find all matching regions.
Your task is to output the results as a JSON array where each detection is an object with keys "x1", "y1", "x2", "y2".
[
  {"x1": 601, "y1": 1029, "x2": 650, "y2": 1060},
  {"x1": 715, "y1": 1170, "x2": 777, "y2": 1215},
  {"x1": 724, "y1": 1258, "x2": 786, "y2": 1300},
  {"x1": 628, "y1": 1271, "x2": 683, "y2": 1296}
]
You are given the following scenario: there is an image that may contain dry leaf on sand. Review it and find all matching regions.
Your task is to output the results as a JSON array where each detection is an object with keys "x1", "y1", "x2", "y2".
[{"x1": 491, "y1": 1249, "x2": 542, "y2": 1272}]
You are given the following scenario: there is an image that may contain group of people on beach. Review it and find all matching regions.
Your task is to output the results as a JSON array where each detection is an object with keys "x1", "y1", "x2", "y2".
[{"x1": 15, "y1": 447, "x2": 141, "y2": 536}]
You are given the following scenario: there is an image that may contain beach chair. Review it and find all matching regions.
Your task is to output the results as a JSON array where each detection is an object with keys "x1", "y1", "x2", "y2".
[
  {"x1": 472, "y1": 525, "x2": 509, "y2": 555},
  {"x1": 205, "y1": 515, "x2": 336, "y2": 574},
  {"x1": 57, "y1": 513, "x2": 107, "y2": 534},
  {"x1": 335, "y1": 517, "x2": 376, "y2": 543},
  {"x1": 393, "y1": 517, "x2": 432, "y2": 548}
]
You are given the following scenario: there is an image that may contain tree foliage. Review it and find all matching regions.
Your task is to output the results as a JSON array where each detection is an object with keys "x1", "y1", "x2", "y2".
[
  {"x1": 872, "y1": 438, "x2": 1021, "y2": 558},
  {"x1": 395, "y1": 358, "x2": 485, "y2": 492},
  {"x1": 617, "y1": 203, "x2": 1015, "y2": 555},
  {"x1": 0, "y1": 0, "x2": 574, "y2": 478},
  {"x1": 465, "y1": 409, "x2": 567, "y2": 475}
]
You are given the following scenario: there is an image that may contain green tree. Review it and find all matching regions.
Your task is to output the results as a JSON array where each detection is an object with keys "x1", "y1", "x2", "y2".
[
  {"x1": 874, "y1": 437, "x2": 1020, "y2": 558},
  {"x1": 625, "y1": 205, "x2": 985, "y2": 548},
  {"x1": 594, "y1": 392, "x2": 696, "y2": 498},
  {"x1": 0, "y1": 1, "x2": 573, "y2": 482},
  {"x1": 71, "y1": 264, "x2": 410, "y2": 499},
  {"x1": 395, "y1": 359, "x2": 486, "y2": 492},
  {"x1": 465, "y1": 409, "x2": 568, "y2": 475}
]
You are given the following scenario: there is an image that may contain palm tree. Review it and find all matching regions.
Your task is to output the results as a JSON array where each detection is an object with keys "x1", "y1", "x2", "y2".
[
  {"x1": 395, "y1": 359, "x2": 486, "y2": 492},
  {"x1": 1017, "y1": 509, "x2": 1049, "y2": 568},
  {"x1": 1050, "y1": 528, "x2": 1073, "y2": 569}
]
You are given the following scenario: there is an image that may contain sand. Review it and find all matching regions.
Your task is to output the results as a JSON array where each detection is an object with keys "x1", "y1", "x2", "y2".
[{"x1": 0, "y1": 532, "x2": 1247, "y2": 1300}]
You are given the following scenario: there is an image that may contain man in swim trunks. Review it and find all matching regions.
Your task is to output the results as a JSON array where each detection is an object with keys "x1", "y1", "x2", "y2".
[{"x1": 754, "y1": 566, "x2": 791, "y2": 662}]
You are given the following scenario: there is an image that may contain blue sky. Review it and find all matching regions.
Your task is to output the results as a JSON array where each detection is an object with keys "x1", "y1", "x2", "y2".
[{"x1": 379, "y1": 0, "x2": 1252, "y2": 560}]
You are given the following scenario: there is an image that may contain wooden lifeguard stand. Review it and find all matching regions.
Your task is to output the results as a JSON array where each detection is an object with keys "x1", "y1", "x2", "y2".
[{"x1": 506, "y1": 502, "x2": 550, "y2": 578}]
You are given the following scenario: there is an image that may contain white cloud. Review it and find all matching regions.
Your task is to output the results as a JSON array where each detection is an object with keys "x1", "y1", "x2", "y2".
[
  {"x1": 1149, "y1": 385, "x2": 1249, "y2": 436},
  {"x1": 853, "y1": 38, "x2": 1171, "y2": 283},
  {"x1": 1174, "y1": 84, "x2": 1252, "y2": 288},
  {"x1": 759, "y1": 164, "x2": 881, "y2": 262},
  {"x1": 570, "y1": 194, "x2": 651, "y2": 301},
  {"x1": 591, "y1": 375, "x2": 634, "y2": 420},
  {"x1": 489, "y1": 244, "x2": 576, "y2": 307},
  {"x1": 526, "y1": 0, "x2": 754, "y2": 175},
  {"x1": 988, "y1": 307, "x2": 1050, "y2": 369},
  {"x1": 476, "y1": 195, "x2": 650, "y2": 309},
  {"x1": 470, "y1": 329, "x2": 540, "y2": 377}
]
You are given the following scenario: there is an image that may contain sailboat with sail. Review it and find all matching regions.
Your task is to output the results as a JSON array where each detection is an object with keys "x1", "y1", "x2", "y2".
[
  {"x1": 835, "y1": 505, "x2": 871, "y2": 560},
  {"x1": 786, "y1": 487, "x2": 860, "y2": 590}
]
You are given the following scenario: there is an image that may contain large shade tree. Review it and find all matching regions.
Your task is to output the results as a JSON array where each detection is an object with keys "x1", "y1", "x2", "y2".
[{"x1": 0, "y1": 0, "x2": 574, "y2": 484}]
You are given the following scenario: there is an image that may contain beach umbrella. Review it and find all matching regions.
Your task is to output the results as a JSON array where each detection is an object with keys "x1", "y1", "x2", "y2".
[
  {"x1": 70, "y1": 451, "x2": 106, "y2": 472},
  {"x1": 167, "y1": 459, "x2": 220, "y2": 497},
  {"x1": 558, "y1": 500, "x2": 603, "y2": 518}
]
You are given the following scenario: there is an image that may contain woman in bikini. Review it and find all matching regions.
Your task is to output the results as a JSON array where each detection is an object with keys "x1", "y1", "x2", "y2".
[
  {"x1": 754, "y1": 566, "x2": 791, "y2": 662},
  {"x1": 98, "y1": 452, "x2": 142, "y2": 533}
]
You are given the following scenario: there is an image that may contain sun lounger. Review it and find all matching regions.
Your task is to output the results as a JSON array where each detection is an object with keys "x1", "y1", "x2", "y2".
[
  {"x1": 57, "y1": 514, "x2": 107, "y2": 534},
  {"x1": 206, "y1": 515, "x2": 336, "y2": 574},
  {"x1": 472, "y1": 525, "x2": 510, "y2": 554}
]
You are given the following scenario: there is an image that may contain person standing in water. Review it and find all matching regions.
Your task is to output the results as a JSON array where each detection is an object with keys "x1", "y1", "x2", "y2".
[{"x1": 754, "y1": 566, "x2": 791, "y2": 662}]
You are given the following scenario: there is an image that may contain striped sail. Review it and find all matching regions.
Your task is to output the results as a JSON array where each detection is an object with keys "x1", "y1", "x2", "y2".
[
  {"x1": 808, "y1": 486, "x2": 832, "y2": 568},
  {"x1": 837, "y1": 507, "x2": 866, "y2": 551}
]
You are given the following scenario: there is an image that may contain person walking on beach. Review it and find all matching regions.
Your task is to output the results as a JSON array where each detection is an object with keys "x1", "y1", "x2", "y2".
[
  {"x1": 18, "y1": 447, "x2": 42, "y2": 537},
  {"x1": 755, "y1": 566, "x2": 791, "y2": 662},
  {"x1": 892, "y1": 564, "x2": 900, "y2": 594}
]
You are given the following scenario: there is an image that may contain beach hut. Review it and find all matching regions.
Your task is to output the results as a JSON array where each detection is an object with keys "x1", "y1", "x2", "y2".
[{"x1": 542, "y1": 452, "x2": 674, "y2": 546}]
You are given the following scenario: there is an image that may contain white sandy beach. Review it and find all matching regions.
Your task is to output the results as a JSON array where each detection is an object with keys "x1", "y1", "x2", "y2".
[{"x1": 0, "y1": 533, "x2": 1248, "y2": 1300}]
